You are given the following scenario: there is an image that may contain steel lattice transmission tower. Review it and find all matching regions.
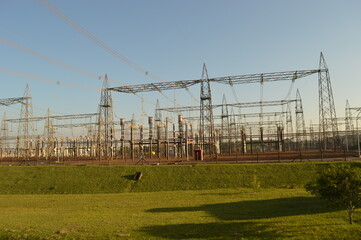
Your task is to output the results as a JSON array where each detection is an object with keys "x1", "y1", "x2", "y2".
[
  {"x1": 44, "y1": 108, "x2": 55, "y2": 158},
  {"x1": 229, "y1": 107, "x2": 236, "y2": 153},
  {"x1": 1, "y1": 113, "x2": 9, "y2": 157},
  {"x1": 97, "y1": 74, "x2": 115, "y2": 159},
  {"x1": 199, "y1": 64, "x2": 216, "y2": 156},
  {"x1": 345, "y1": 100, "x2": 355, "y2": 149},
  {"x1": 221, "y1": 94, "x2": 231, "y2": 154},
  {"x1": 345, "y1": 100, "x2": 354, "y2": 132},
  {"x1": 44, "y1": 109, "x2": 55, "y2": 140},
  {"x1": 295, "y1": 89, "x2": 306, "y2": 150},
  {"x1": 18, "y1": 84, "x2": 34, "y2": 159},
  {"x1": 318, "y1": 52, "x2": 339, "y2": 150},
  {"x1": 155, "y1": 99, "x2": 162, "y2": 124},
  {"x1": 285, "y1": 103, "x2": 294, "y2": 148}
]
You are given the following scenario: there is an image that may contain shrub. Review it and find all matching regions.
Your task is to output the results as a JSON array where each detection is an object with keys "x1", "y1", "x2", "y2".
[{"x1": 305, "y1": 164, "x2": 361, "y2": 224}]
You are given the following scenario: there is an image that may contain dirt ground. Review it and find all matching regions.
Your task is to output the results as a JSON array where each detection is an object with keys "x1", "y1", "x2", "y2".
[{"x1": 0, "y1": 150, "x2": 358, "y2": 166}]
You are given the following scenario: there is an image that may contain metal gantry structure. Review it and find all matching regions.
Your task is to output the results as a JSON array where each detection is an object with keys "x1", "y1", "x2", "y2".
[
  {"x1": 108, "y1": 69, "x2": 322, "y2": 93},
  {"x1": 318, "y1": 52, "x2": 339, "y2": 149},
  {"x1": 199, "y1": 64, "x2": 216, "y2": 156},
  {"x1": 295, "y1": 89, "x2": 306, "y2": 150},
  {"x1": 0, "y1": 97, "x2": 29, "y2": 106},
  {"x1": 108, "y1": 54, "x2": 340, "y2": 157},
  {"x1": 0, "y1": 53, "x2": 348, "y2": 164},
  {"x1": 0, "y1": 95, "x2": 30, "y2": 158},
  {"x1": 97, "y1": 74, "x2": 115, "y2": 160},
  {"x1": 345, "y1": 104, "x2": 361, "y2": 155}
]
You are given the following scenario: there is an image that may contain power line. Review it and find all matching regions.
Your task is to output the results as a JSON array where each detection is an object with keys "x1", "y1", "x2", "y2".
[
  {"x1": 0, "y1": 67, "x2": 101, "y2": 91},
  {"x1": 0, "y1": 37, "x2": 156, "y2": 107},
  {"x1": 0, "y1": 68, "x2": 157, "y2": 117},
  {"x1": 36, "y1": 0, "x2": 152, "y2": 78},
  {"x1": 0, "y1": 37, "x2": 132, "y2": 88},
  {"x1": 35, "y1": 0, "x2": 199, "y2": 103},
  {"x1": 0, "y1": 37, "x2": 100, "y2": 81}
]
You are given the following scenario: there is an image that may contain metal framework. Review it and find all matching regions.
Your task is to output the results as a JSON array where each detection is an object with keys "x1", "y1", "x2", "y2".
[
  {"x1": 0, "y1": 95, "x2": 31, "y2": 158},
  {"x1": 108, "y1": 65, "x2": 323, "y2": 156},
  {"x1": 108, "y1": 69, "x2": 322, "y2": 93},
  {"x1": 318, "y1": 52, "x2": 339, "y2": 149},
  {"x1": 0, "y1": 86, "x2": 35, "y2": 159},
  {"x1": 157, "y1": 100, "x2": 297, "y2": 113},
  {"x1": 6, "y1": 113, "x2": 98, "y2": 123},
  {"x1": 285, "y1": 103, "x2": 293, "y2": 137},
  {"x1": 345, "y1": 100, "x2": 355, "y2": 149},
  {"x1": 154, "y1": 99, "x2": 162, "y2": 124},
  {"x1": 295, "y1": 89, "x2": 306, "y2": 149},
  {"x1": 0, "y1": 97, "x2": 29, "y2": 106},
  {"x1": 97, "y1": 74, "x2": 115, "y2": 159},
  {"x1": 52, "y1": 122, "x2": 97, "y2": 128},
  {"x1": 345, "y1": 101, "x2": 354, "y2": 133},
  {"x1": 221, "y1": 94, "x2": 231, "y2": 154},
  {"x1": 183, "y1": 111, "x2": 287, "y2": 121},
  {"x1": 0, "y1": 55, "x2": 345, "y2": 163},
  {"x1": 199, "y1": 64, "x2": 215, "y2": 155}
]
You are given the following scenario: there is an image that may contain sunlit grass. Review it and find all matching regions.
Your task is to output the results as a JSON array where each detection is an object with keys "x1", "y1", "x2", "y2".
[
  {"x1": 0, "y1": 188, "x2": 360, "y2": 239},
  {"x1": 0, "y1": 162, "x2": 349, "y2": 194}
]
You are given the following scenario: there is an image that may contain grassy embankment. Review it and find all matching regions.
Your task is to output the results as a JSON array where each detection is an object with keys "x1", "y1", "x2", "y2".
[
  {"x1": 0, "y1": 162, "x2": 348, "y2": 194},
  {"x1": 0, "y1": 162, "x2": 360, "y2": 239}
]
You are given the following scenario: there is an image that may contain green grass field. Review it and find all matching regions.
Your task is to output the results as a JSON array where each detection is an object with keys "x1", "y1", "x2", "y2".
[
  {"x1": 0, "y1": 188, "x2": 360, "y2": 240},
  {"x1": 0, "y1": 162, "x2": 360, "y2": 239}
]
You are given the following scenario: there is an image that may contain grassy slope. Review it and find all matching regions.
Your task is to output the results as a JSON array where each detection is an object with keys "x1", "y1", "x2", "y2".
[
  {"x1": 0, "y1": 188, "x2": 360, "y2": 240},
  {"x1": 1, "y1": 162, "x2": 361, "y2": 239},
  {"x1": 0, "y1": 162, "x2": 355, "y2": 194}
]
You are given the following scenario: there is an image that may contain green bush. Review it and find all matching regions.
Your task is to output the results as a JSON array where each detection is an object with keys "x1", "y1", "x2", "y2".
[{"x1": 306, "y1": 164, "x2": 361, "y2": 224}]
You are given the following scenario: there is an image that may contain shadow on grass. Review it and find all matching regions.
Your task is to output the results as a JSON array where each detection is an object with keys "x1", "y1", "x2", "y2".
[
  {"x1": 198, "y1": 192, "x2": 243, "y2": 196},
  {"x1": 142, "y1": 197, "x2": 341, "y2": 239},
  {"x1": 147, "y1": 196, "x2": 340, "y2": 221},
  {"x1": 122, "y1": 175, "x2": 135, "y2": 180},
  {"x1": 140, "y1": 221, "x2": 283, "y2": 239}
]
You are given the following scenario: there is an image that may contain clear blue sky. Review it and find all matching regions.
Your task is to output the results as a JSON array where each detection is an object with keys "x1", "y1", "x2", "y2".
[{"x1": 0, "y1": 0, "x2": 360, "y2": 127}]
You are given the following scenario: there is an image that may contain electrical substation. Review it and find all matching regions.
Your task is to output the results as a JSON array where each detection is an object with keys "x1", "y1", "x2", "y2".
[{"x1": 0, "y1": 52, "x2": 359, "y2": 165}]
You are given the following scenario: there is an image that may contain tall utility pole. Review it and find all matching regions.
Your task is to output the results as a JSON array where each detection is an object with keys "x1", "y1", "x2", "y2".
[
  {"x1": 18, "y1": 84, "x2": 34, "y2": 159},
  {"x1": 97, "y1": 74, "x2": 115, "y2": 160},
  {"x1": 318, "y1": 52, "x2": 339, "y2": 150},
  {"x1": 199, "y1": 64, "x2": 215, "y2": 156}
]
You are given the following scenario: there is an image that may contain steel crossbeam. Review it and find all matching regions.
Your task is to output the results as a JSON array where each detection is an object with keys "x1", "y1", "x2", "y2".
[
  {"x1": 0, "y1": 97, "x2": 30, "y2": 106},
  {"x1": 108, "y1": 69, "x2": 321, "y2": 93},
  {"x1": 157, "y1": 100, "x2": 296, "y2": 112},
  {"x1": 5, "y1": 113, "x2": 98, "y2": 123}
]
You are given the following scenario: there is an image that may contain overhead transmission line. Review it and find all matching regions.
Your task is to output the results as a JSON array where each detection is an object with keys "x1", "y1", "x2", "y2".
[
  {"x1": 283, "y1": 75, "x2": 296, "y2": 100},
  {"x1": 0, "y1": 37, "x2": 99, "y2": 80},
  {"x1": 0, "y1": 69, "x2": 160, "y2": 117},
  {"x1": 0, "y1": 68, "x2": 102, "y2": 91},
  {"x1": 0, "y1": 37, "x2": 156, "y2": 106},
  {"x1": 35, "y1": 0, "x2": 199, "y2": 103}
]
